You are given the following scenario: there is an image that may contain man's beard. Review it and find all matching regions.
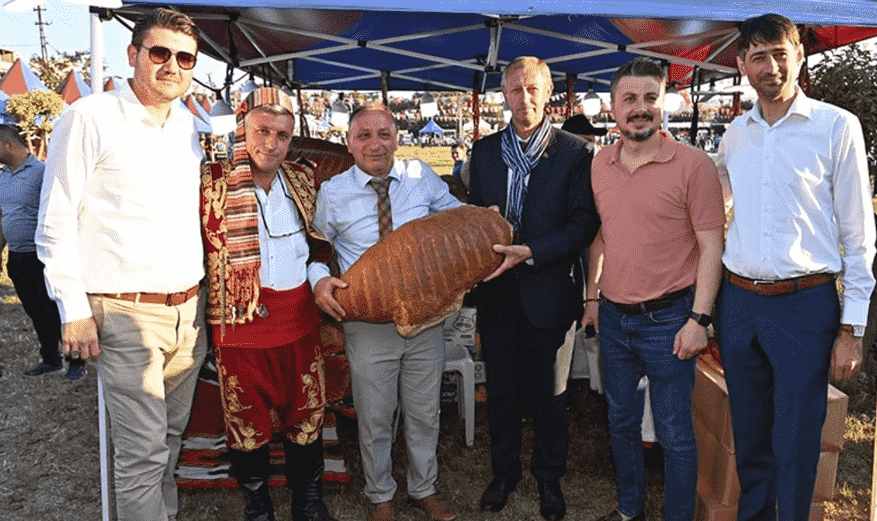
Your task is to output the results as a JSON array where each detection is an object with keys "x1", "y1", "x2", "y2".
[
  {"x1": 754, "y1": 78, "x2": 783, "y2": 101},
  {"x1": 622, "y1": 114, "x2": 657, "y2": 142}
]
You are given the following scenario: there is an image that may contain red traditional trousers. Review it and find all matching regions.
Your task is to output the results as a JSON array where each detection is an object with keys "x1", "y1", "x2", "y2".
[{"x1": 213, "y1": 284, "x2": 326, "y2": 451}]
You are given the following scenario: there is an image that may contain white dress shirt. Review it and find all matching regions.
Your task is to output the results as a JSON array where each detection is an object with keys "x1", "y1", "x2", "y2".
[
  {"x1": 255, "y1": 172, "x2": 309, "y2": 290},
  {"x1": 717, "y1": 89, "x2": 876, "y2": 325},
  {"x1": 307, "y1": 158, "x2": 463, "y2": 286},
  {"x1": 36, "y1": 80, "x2": 205, "y2": 323}
]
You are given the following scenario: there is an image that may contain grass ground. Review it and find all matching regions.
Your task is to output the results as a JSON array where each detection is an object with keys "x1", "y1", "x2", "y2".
[
  {"x1": 1, "y1": 260, "x2": 875, "y2": 520},
  {"x1": 0, "y1": 147, "x2": 874, "y2": 520}
]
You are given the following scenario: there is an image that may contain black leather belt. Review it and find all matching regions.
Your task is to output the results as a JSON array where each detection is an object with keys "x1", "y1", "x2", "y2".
[{"x1": 606, "y1": 286, "x2": 692, "y2": 314}]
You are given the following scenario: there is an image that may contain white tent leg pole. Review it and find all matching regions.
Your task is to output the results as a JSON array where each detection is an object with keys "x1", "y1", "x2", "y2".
[
  {"x1": 90, "y1": 11, "x2": 104, "y2": 94},
  {"x1": 91, "y1": 13, "x2": 111, "y2": 520},
  {"x1": 98, "y1": 373, "x2": 111, "y2": 521}
]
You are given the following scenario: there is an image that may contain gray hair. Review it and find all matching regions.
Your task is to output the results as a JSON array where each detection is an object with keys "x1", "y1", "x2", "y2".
[{"x1": 501, "y1": 56, "x2": 552, "y2": 90}]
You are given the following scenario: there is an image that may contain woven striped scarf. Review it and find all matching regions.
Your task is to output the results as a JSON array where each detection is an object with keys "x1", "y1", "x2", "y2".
[
  {"x1": 224, "y1": 87, "x2": 297, "y2": 323},
  {"x1": 500, "y1": 115, "x2": 552, "y2": 231}
]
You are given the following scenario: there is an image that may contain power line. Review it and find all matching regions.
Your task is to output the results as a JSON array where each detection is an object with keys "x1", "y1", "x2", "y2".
[{"x1": 34, "y1": 5, "x2": 50, "y2": 63}]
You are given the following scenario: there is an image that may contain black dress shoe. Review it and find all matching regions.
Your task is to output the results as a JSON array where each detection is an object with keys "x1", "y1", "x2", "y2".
[
  {"x1": 595, "y1": 509, "x2": 644, "y2": 521},
  {"x1": 479, "y1": 477, "x2": 520, "y2": 512},
  {"x1": 537, "y1": 479, "x2": 566, "y2": 521}
]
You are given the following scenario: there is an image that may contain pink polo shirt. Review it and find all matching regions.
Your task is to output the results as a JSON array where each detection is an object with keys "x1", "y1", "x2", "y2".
[{"x1": 592, "y1": 132, "x2": 724, "y2": 304}]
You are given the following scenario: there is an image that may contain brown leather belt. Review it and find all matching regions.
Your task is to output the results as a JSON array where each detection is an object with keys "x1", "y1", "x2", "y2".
[
  {"x1": 723, "y1": 269, "x2": 835, "y2": 296},
  {"x1": 606, "y1": 286, "x2": 692, "y2": 314},
  {"x1": 93, "y1": 284, "x2": 201, "y2": 306}
]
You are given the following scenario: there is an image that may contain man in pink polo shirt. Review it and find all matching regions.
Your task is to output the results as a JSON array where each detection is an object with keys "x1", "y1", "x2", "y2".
[{"x1": 583, "y1": 57, "x2": 724, "y2": 521}]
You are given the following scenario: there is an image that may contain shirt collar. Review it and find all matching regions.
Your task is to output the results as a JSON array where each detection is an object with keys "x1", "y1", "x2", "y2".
[
  {"x1": 353, "y1": 160, "x2": 401, "y2": 188},
  {"x1": 3, "y1": 153, "x2": 39, "y2": 176},
  {"x1": 746, "y1": 86, "x2": 812, "y2": 127},
  {"x1": 119, "y1": 79, "x2": 190, "y2": 127},
  {"x1": 608, "y1": 130, "x2": 676, "y2": 166}
]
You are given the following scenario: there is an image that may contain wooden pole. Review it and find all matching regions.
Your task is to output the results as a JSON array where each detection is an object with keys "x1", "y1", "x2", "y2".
[
  {"x1": 381, "y1": 71, "x2": 390, "y2": 108},
  {"x1": 565, "y1": 73, "x2": 574, "y2": 119}
]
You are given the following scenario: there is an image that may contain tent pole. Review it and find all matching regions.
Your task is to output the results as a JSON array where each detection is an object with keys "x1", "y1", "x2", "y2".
[
  {"x1": 90, "y1": 12, "x2": 104, "y2": 94},
  {"x1": 90, "y1": 14, "x2": 111, "y2": 521},
  {"x1": 565, "y1": 73, "x2": 574, "y2": 119},
  {"x1": 381, "y1": 71, "x2": 389, "y2": 108},
  {"x1": 472, "y1": 89, "x2": 480, "y2": 141}
]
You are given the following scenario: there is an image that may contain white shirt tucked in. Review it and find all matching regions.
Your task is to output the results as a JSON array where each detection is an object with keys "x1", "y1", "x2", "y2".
[
  {"x1": 717, "y1": 89, "x2": 876, "y2": 325},
  {"x1": 36, "y1": 80, "x2": 205, "y2": 323},
  {"x1": 255, "y1": 172, "x2": 309, "y2": 290}
]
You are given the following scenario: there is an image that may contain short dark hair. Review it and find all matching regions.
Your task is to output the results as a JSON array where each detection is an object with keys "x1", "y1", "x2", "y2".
[
  {"x1": 131, "y1": 8, "x2": 198, "y2": 49},
  {"x1": 609, "y1": 57, "x2": 665, "y2": 100},
  {"x1": 737, "y1": 14, "x2": 800, "y2": 57},
  {"x1": 0, "y1": 124, "x2": 26, "y2": 147}
]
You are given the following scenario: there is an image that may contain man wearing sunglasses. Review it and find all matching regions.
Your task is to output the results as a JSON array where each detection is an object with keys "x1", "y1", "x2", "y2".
[
  {"x1": 200, "y1": 87, "x2": 337, "y2": 521},
  {"x1": 36, "y1": 8, "x2": 205, "y2": 521}
]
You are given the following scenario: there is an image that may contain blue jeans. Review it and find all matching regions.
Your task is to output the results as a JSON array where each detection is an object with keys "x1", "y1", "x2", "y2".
[{"x1": 599, "y1": 291, "x2": 697, "y2": 521}]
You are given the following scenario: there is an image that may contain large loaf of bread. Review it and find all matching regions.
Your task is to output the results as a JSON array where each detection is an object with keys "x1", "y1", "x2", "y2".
[{"x1": 335, "y1": 205, "x2": 512, "y2": 337}]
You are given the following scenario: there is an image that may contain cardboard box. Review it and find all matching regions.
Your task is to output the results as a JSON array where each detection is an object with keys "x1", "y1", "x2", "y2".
[
  {"x1": 696, "y1": 494, "x2": 824, "y2": 521},
  {"x1": 692, "y1": 360, "x2": 848, "y2": 455},
  {"x1": 694, "y1": 411, "x2": 838, "y2": 506},
  {"x1": 693, "y1": 414, "x2": 738, "y2": 506},
  {"x1": 693, "y1": 359, "x2": 840, "y2": 506},
  {"x1": 813, "y1": 449, "x2": 839, "y2": 502},
  {"x1": 692, "y1": 360, "x2": 734, "y2": 453},
  {"x1": 822, "y1": 386, "x2": 848, "y2": 452}
]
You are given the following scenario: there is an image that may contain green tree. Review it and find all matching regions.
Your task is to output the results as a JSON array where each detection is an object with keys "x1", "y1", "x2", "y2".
[
  {"x1": 5, "y1": 89, "x2": 66, "y2": 158},
  {"x1": 809, "y1": 44, "x2": 877, "y2": 191},
  {"x1": 29, "y1": 50, "x2": 91, "y2": 90}
]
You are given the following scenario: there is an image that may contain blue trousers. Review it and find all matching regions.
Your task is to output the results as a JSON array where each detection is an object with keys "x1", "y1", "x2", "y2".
[
  {"x1": 599, "y1": 291, "x2": 697, "y2": 521},
  {"x1": 715, "y1": 278, "x2": 838, "y2": 521}
]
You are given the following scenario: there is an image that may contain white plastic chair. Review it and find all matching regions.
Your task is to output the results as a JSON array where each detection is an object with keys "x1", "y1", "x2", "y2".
[{"x1": 443, "y1": 342, "x2": 475, "y2": 447}]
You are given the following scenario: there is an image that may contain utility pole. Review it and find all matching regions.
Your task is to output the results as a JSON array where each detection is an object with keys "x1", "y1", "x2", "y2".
[{"x1": 34, "y1": 5, "x2": 50, "y2": 62}]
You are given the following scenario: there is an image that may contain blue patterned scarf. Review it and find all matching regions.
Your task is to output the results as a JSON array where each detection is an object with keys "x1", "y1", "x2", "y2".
[{"x1": 500, "y1": 116, "x2": 552, "y2": 231}]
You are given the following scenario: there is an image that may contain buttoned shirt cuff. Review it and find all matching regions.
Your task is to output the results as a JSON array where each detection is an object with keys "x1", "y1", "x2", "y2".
[
  {"x1": 840, "y1": 297, "x2": 869, "y2": 330},
  {"x1": 307, "y1": 262, "x2": 332, "y2": 291},
  {"x1": 57, "y1": 294, "x2": 94, "y2": 325}
]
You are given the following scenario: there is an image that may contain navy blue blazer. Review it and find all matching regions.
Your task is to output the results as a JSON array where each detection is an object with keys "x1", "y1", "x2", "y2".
[{"x1": 469, "y1": 127, "x2": 600, "y2": 329}]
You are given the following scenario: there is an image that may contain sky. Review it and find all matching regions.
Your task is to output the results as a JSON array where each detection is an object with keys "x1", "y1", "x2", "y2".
[{"x1": 1, "y1": 0, "x2": 232, "y2": 92}]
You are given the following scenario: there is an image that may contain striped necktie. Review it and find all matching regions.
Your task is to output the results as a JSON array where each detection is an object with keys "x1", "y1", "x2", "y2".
[{"x1": 369, "y1": 176, "x2": 393, "y2": 237}]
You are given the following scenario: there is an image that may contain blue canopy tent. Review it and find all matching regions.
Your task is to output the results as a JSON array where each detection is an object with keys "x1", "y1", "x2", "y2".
[
  {"x1": 419, "y1": 119, "x2": 444, "y2": 134},
  {"x1": 100, "y1": 0, "x2": 877, "y2": 96},
  {"x1": 0, "y1": 90, "x2": 14, "y2": 125}
]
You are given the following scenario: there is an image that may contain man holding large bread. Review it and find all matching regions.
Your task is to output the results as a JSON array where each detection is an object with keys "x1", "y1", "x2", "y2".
[
  {"x1": 468, "y1": 56, "x2": 601, "y2": 521},
  {"x1": 310, "y1": 102, "x2": 462, "y2": 521}
]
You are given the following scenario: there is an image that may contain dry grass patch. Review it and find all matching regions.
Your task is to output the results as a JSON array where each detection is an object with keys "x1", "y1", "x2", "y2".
[{"x1": 1, "y1": 235, "x2": 875, "y2": 520}]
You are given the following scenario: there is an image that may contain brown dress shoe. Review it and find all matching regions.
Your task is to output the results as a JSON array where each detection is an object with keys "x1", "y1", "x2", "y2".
[
  {"x1": 369, "y1": 501, "x2": 394, "y2": 521},
  {"x1": 414, "y1": 495, "x2": 456, "y2": 521}
]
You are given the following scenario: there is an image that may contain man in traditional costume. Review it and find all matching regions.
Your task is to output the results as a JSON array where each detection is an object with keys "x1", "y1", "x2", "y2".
[{"x1": 200, "y1": 87, "x2": 336, "y2": 521}]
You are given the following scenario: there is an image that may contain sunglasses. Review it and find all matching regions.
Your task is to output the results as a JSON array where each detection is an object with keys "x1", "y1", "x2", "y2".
[{"x1": 138, "y1": 45, "x2": 197, "y2": 70}]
